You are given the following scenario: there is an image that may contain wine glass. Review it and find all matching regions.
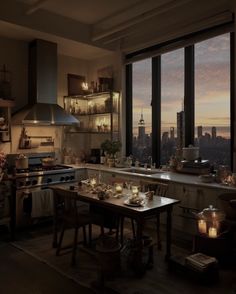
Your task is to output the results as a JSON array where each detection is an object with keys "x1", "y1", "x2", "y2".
[{"x1": 125, "y1": 181, "x2": 132, "y2": 196}]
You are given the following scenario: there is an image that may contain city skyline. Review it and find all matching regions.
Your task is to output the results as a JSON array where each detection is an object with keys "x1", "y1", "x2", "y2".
[
  {"x1": 132, "y1": 111, "x2": 230, "y2": 139},
  {"x1": 132, "y1": 33, "x2": 230, "y2": 139}
]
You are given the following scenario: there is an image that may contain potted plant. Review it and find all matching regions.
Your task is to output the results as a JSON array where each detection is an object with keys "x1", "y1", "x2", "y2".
[{"x1": 101, "y1": 140, "x2": 121, "y2": 167}]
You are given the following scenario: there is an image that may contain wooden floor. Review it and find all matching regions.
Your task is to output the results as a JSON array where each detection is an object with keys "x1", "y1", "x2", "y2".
[
  {"x1": 0, "y1": 242, "x2": 94, "y2": 294},
  {"x1": 0, "y1": 223, "x2": 236, "y2": 294}
]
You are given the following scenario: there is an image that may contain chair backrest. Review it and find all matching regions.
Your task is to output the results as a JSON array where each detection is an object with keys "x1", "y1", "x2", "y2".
[
  {"x1": 140, "y1": 180, "x2": 168, "y2": 197},
  {"x1": 109, "y1": 177, "x2": 139, "y2": 188},
  {"x1": 53, "y1": 188, "x2": 78, "y2": 217}
]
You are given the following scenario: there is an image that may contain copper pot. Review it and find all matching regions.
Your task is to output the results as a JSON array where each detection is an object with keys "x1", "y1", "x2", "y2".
[
  {"x1": 15, "y1": 154, "x2": 28, "y2": 170},
  {"x1": 41, "y1": 157, "x2": 56, "y2": 167}
]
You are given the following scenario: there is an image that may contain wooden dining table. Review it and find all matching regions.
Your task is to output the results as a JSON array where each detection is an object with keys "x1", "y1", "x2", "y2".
[{"x1": 51, "y1": 184, "x2": 180, "y2": 274}]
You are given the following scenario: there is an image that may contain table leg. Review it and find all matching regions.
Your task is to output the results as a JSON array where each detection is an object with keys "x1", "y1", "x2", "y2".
[
  {"x1": 165, "y1": 206, "x2": 173, "y2": 261},
  {"x1": 52, "y1": 194, "x2": 58, "y2": 248},
  {"x1": 135, "y1": 218, "x2": 145, "y2": 276}
]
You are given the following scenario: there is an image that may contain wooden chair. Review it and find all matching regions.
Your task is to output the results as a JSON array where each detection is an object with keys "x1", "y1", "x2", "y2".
[
  {"x1": 131, "y1": 180, "x2": 169, "y2": 250},
  {"x1": 53, "y1": 187, "x2": 92, "y2": 266}
]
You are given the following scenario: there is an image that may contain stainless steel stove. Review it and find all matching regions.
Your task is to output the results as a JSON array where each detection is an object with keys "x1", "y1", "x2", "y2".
[
  {"x1": 8, "y1": 152, "x2": 76, "y2": 226},
  {"x1": 15, "y1": 164, "x2": 76, "y2": 190}
]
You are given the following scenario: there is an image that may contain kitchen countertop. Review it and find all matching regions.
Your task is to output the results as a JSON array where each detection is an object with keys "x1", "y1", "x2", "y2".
[{"x1": 68, "y1": 163, "x2": 236, "y2": 192}]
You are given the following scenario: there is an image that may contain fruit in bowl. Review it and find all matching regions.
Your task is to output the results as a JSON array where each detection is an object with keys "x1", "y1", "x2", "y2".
[{"x1": 129, "y1": 195, "x2": 143, "y2": 205}]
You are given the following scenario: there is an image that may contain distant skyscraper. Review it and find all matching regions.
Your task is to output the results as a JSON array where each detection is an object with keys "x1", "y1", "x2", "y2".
[
  {"x1": 198, "y1": 126, "x2": 203, "y2": 138},
  {"x1": 212, "y1": 127, "x2": 216, "y2": 139},
  {"x1": 177, "y1": 110, "x2": 185, "y2": 150},
  {"x1": 170, "y1": 127, "x2": 175, "y2": 140},
  {"x1": 162, "y1": 132, "x2": 169, "y2": 144},
  {"x1": 138, "y1": 112, "x2": 146, "y2": 147}
]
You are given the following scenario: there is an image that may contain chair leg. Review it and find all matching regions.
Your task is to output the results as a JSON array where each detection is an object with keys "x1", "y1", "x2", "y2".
[
  {"x1": 71, "y1": 227, "x2": 79, "y2": 266},
  {"x1": 115, "y1": 217, "x2": 120, "y2": 241},
  {"x1": 82, "y1": 225, "x2": 87, "y2": 246},
  {"x1": 100, "y1": 225, "x2": 105, "y2": 236},
  {"x1": 120, "y1": 216, "x2": 124, "y2": 245},
  {"x1": 56, "y1": 222, "x2": 65, "y2": 256},
  {"x1": 131, "y1": 219, "x2": 136, "y2": 239},
  {"x1": 156, "y1": 214, "x2": 162, "y2": 250},
  {"x1": 88, "y1": 223, "x2": 92, "y2": 247}
]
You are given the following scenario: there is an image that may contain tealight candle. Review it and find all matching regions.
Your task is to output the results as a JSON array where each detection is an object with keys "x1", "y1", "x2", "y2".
[
  {"x1": 131, "y1": 185, "x2": 139, "y2": 197},
  {"x1": 115, "y1": 183, "x2": 123, "y2": 194},
  {"x1": 208, "y1": 227, "x2": 217, "y2": 238},
  {"x1": 198, "y1": 219, "x2": 207, "y2": 234},
  {"x1": 90, "y1": 178, "x2": 97, "y2": 187}
]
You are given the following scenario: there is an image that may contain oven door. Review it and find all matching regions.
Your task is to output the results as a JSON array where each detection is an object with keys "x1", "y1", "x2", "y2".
[{"x1": 16, "y1": 187, "x2": 53, "y2": 227}]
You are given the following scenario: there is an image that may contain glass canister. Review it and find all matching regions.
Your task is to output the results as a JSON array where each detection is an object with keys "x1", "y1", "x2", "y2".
[
  {"x1": 216, "y1": 165, "x2": 231, "y2": 184},
  {"x1": 197, "y1": 205, "x2": 225, "y2": 238}
]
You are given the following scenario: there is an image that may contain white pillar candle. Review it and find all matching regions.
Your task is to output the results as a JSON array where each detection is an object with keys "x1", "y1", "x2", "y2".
[
  {"x1": 198, "y1": 219, "x2": 207, "y2": 234},
  {"x1": 208, "y1": 227, "x2": 217, "y2": 238}
]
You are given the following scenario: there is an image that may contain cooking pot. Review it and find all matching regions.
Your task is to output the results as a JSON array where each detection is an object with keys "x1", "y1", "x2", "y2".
[
  {"x1": 15, "y1": 154, "x2": 28, "y2": 170},
  {"x1": 182, "y1": 146, "x2": 199, "y2": 161},
  {"x1": 41, "y1": 157, "x2": 57, "y2": 167}
]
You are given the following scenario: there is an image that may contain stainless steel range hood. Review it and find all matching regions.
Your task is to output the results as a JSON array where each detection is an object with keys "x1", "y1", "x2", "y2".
[{"x1": 12, "y1": 39, "x2": 79, "y2": 125}]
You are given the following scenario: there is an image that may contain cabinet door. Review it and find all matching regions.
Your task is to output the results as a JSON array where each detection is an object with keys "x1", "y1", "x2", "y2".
[
  {"x1": 167, "y1": 183, "x2": 200, "y2": 235},
  {"x1": 75, "y1": 169, "x2": 87, "y2": 181}
]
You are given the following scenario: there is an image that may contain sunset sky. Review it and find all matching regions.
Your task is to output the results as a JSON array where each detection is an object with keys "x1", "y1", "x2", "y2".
[{"x1": 132, "y1": 33, "x2": 230, "y2": 138}]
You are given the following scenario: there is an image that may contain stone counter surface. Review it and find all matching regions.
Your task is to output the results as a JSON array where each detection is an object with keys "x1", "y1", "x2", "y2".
[{"x1": 68, "y1": 163, "x2": 236, "y2": 192}]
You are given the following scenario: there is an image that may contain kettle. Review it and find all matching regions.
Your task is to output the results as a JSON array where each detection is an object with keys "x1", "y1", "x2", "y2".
[{"x1": 15, "y1": 154, "x2": 28, "y2": 170}]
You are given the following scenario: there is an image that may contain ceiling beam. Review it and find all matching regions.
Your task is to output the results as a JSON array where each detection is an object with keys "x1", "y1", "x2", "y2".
[
  {"x1": 92, "y1": 0, "x2": 193, "y2": 42},
  {"x1": 25, "y1": 0, "x2": 49, "y2": 15}
]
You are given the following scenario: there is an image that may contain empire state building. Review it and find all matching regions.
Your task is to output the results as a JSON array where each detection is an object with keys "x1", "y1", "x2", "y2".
[{"x1": 138, "y1": 112, "x2": 146, "y2": 147}]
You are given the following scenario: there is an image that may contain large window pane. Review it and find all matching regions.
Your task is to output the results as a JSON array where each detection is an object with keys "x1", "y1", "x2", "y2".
[
  {"x1": 161, "y1": 49, "x2": 184, "y2": 165},
  {"x1": 195, "y1": 33, "x2": 230, "y2": 167},
  {"x1": 132, "y1": 59, "x2": 152, "y2": 164}
]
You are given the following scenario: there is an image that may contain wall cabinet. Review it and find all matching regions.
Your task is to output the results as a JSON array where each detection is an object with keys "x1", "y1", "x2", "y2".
[
  {"x1": 0, "y1": 99, "x2": 14, "y2": 142},
  {"x1": 64, "y1": 92, "x2": 120, "y2": 141}
]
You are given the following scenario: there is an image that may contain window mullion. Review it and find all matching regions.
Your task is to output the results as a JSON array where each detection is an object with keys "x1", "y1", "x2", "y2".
[
  {"x1": 126, "y1": 64, "x2": 133, "y2": 156},
  {"x1": 230, "y1": 32, "x2": 235, "y2": 171},
  {"x1": 152, "y1": 56, "x2": 161, "y2": 167},
  {"x1": 184, "y1": 46, "x2": 195, "y2": 147}
]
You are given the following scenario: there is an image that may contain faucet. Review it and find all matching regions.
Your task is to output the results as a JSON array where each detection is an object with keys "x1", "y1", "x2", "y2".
[{"x1": 148, "y1": 156, "x2": 152, "y2": 169}]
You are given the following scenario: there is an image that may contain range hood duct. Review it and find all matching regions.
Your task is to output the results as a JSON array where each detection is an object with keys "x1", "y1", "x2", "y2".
[{"x1": 12, "y1": 39, "x2": 79, "y2": 125}]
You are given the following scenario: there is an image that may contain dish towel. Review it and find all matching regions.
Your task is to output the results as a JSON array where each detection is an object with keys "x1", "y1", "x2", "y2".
[{"x1": 31, "y1": 189, "x2": 53, "y2": 218}]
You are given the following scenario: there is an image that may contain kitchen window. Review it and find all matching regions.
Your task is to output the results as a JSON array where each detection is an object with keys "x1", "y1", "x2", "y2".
[
  {"x1": 126, "y1": 27, "x2": 234, "y2": 169},
  {"x1": 131, "y1": 59, "x2": 152, "y2": 164},
  {"x1": 161, "y1": 48, "x2": 184, "y2": 165},
  {"x1": 195, "y1": 33, "x2": 231, "y2": 167}
]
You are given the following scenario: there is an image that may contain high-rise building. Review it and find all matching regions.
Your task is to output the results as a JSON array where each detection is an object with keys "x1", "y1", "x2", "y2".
[
  {"x1": 170, "y1": 127, "x2": 175, "y2": 140},
  {"x1": 197, "y1": 126, "x2": 203, "y2": 138},
  {"x1": 162, "y1": 132, "x2": 169, "y2": 144},
  {"x1": 138, "y1": 112, "x2": 146, "y2": 147},
  {"x1": 177, "y1": 110, "x2": 185, "y2": 150},
  {"x1": 212, "y1": 126, "x2": 217, "y2": 139}
]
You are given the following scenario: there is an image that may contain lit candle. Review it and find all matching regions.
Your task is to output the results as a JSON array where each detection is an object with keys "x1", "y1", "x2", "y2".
[
  {"x1": 115, "y1": 183, "x2": 123, "y2": 194},
  {"x1": 132, "y1": 186, "x2": 139, "y2": 197},
  {"x1": 198, "y1": 219, "x2": 207, "y2": 234},
  {"x1": 208, "y1": 227, "x2": 217, "y2": 238},
  {"x1": 90, "y1": 178, "x2": 97, "y2": 187}
]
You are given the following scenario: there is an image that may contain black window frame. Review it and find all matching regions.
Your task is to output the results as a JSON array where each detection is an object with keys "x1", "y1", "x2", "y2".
[{"x1": 126, "y1": 29, "x2": 234, "y2": 170}]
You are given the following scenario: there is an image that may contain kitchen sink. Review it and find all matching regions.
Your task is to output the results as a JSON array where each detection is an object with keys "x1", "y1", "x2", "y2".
[{"x1": 120, "y1": 167, "x2": 163, "y2": 175}]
